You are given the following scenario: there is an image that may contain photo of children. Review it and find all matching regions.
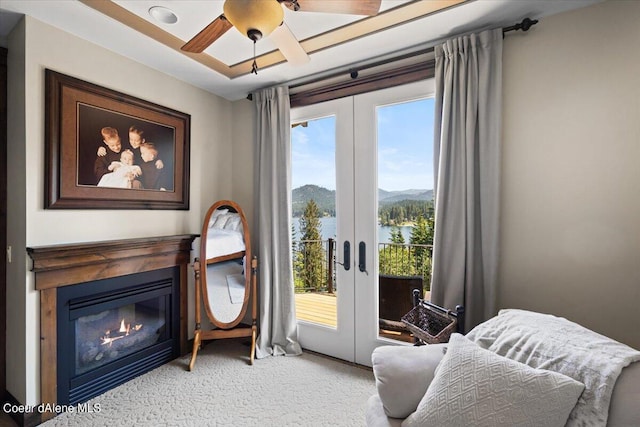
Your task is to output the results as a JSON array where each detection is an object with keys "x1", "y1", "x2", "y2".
[
  {"x1": 96, "y1": 125, "x2": 166, "y2": 189},
  {"x1": 139, "y1": 142, "x2": 169, "y2": 191},
  {"x1": 93, "y1": 126, "x2": 123, "y2": 183},
  {"x1": 127, "y1": 125, "x2": 145, "y2": 163},
  {"x1": 77, "y1": 104, "x2": 175, "y2": 191},
  {"x1": 97, "y1": 149, "x2": 142, "y2": 189}
]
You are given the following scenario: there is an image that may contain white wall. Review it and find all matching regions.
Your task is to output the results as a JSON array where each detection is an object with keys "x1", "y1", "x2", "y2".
[
  {"x1": 6, "y1": 17, "x2": 27, "y2": 406},
  {"x1": 500, "y1": 0, "x2": 640, "y2": 349},
  {"x1": 7, "y1": 16, "x2": 234, "y2": 404},
  {"x1": 231, "y1": 99, "x2": 256, "y2": 228}
]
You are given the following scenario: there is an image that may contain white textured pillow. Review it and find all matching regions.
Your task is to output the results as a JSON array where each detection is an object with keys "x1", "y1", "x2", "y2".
[
  {"x1": 371, "y1": 344, "x2": 447, "y2": 419},
  {"x1": 208, "y1": 209, "x2": 229, "y2": 228},
  {"x1": 211, "y1": 214, "x2": 230, "y2": 229},
  {"x1": 224, "y1": 214, "x2": 241, "y2": 231},
  {"x1": 212, "y1": 208, "x2": 229, "y2": 217},
  {"x1": 402, "y1": 334, "x2": 585, "y2": 427}
]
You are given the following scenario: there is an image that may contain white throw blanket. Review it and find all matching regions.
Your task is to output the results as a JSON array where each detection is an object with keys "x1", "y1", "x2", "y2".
[{"x1": 465, "y1": 309, "x2": 640, "y2": 427}]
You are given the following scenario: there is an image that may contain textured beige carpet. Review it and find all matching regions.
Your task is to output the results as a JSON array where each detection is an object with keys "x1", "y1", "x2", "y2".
[{"x1": 42, "y1": 339, "x2": 376, "y2": 426}]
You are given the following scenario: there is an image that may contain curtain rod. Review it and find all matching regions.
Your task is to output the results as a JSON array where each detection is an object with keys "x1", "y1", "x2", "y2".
[
  {"x1": 247, "y1": 17, "x2": 539, "y2": 101},
  {"x1": 502, "y1": 17, "x2": 538, "y2": 34}
]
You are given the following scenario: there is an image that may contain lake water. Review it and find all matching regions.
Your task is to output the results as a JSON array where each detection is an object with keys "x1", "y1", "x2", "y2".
[{"x1": 292, "y1": 217, "x2": 413, "y2": 244}]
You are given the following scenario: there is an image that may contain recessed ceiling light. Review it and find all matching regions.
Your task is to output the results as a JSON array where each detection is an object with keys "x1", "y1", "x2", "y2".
[{"x1": 149, "y1": 6, "x2": 178, "y2": 24}]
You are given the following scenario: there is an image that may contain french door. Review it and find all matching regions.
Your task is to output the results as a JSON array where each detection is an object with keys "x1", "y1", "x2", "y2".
[{"x1": 291, "y1": 79, "x2": 435, "y2": 366}]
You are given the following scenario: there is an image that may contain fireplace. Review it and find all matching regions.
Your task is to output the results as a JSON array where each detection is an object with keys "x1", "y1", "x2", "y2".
[
  {"x1": 57, "y1": 268, "x2": 179, "y2": 405},
  {"x1": 28, "y1": 234, "x2": 197, "y2": 422}
]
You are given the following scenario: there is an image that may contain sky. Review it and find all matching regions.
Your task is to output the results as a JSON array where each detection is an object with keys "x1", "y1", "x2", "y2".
[{"x1": 291, "y1": 97, "x2": 435, "y2": 192}]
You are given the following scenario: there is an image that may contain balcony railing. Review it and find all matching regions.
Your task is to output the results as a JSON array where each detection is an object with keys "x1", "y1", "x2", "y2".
[
  {"x1": 292, "y1": 239, "x2": 432, "y2": 294},
  {"x1": 378, "y1": 243, "x2": 432, "y2": 289},
  {"x1": 292, "y1": 238, "x2": 336, "y2": 293}
]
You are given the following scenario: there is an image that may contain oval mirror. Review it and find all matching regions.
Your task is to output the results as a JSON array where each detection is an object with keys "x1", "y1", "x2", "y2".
[
  {"x1": 190, "y1": 200, "x2": 257, "y2": 369},
  {"x1": 200, "y1": 200, "x2": 251, "y2": 326}
]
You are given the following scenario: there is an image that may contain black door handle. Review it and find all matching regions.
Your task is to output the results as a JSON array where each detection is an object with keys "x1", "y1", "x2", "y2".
[
  {"x1": 359, "y1": 241, "x2": 367, "y2": 273},
  {"x1": 342, "y1": 241, "x2": 350, "y2": 271}
]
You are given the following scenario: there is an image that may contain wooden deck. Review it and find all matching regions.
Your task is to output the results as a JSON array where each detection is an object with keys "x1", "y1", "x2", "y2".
[
  {"x1": 294, "y1": 291, "x2": 431, "y2": 343},
  {"x1": 295, "y1": 292, "x2": 337, "y2": 328}
]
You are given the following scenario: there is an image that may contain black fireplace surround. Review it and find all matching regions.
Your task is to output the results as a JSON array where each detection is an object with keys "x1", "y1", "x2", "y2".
[{"x1": 56, "y1": 267, "x2": 180, "y2": 405}]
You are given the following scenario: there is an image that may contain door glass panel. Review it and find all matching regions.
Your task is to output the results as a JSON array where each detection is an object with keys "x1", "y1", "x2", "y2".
[
  {"x1": 291, "y1": 116, "x2": 337, "y2": 328},
  {"x1": 376, "y1": 98, "x2": 435, "y2": 342}
]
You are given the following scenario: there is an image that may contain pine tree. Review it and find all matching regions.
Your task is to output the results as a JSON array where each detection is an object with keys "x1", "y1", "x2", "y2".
[
  {"x1": 298, "y1": 199, "x2": 326, "y2": 292},
  {"x1": 410, "y1": 213, "x2": 434, "y2": 290},
  {"x1": 292, "y1": 224, "x2": 304, "y2": 291},
  {"x1": 390, "y1": 226, "x2": 405, "y2": 244}
]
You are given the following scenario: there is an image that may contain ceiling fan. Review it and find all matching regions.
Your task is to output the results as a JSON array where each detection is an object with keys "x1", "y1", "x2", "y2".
[{"x1": 181, "y1": 0, "x2": 383, "y2": 73}]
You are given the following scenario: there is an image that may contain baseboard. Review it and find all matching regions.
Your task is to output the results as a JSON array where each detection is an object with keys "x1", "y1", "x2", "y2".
[
  {"x1": 300, "y1": 347, "x2": 373, "y2": 372},
  {"x1": 2, "y1": 391, "x2": 42, "y2": 427}
]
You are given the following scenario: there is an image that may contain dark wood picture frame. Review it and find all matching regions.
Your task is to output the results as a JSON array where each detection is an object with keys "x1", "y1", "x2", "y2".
[{"x1": 45, "y1": 69, "x2": 190, "y2": 209}]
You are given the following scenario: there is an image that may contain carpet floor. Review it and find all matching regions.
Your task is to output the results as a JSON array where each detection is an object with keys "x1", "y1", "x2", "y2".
[{"x1": 41, "y1": 339, "x2": 376, "y2": 426}]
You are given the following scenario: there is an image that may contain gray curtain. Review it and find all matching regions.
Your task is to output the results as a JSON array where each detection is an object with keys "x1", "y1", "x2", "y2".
[
  {"x1": 430, "y1": 29, "x2": 503, "y2": 331},
  {"x1": 253, "y1": 86, "x2": 302, "y2": 358}
]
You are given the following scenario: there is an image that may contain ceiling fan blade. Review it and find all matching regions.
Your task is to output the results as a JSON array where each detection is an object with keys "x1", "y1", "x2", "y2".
[
  {"x1": 270, "y1": 23, "x2": 310, "y2": 66},
  {"x1": 181, "y1": 15, "x2": 232, "y2": 53},
  {"x1": 283, "y1": 0, "x2": 382, "y2": 16}
]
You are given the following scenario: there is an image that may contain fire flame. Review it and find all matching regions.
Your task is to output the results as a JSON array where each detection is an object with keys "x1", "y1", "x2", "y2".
[
  {"x1": 119, "y1": 319, "x2": 130, "y2": 335},
  {"x1": 100, "y1": 318, "x2": 142, "y2": 346}
]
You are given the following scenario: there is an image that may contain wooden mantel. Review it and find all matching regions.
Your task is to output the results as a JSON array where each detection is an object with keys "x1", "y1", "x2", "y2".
[
  {"x1": 27, "y1": 234, "x2": 197, "y2": 421},
  {"x1": 27, "y1": 234, "x2": 198, "y2": 290}
]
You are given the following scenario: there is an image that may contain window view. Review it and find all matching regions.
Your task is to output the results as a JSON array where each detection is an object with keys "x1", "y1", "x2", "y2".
[
  {"x1": 291, "y1": 96, "x2": 435, "y2": 342},
  {"x1": 376, "y1": 98, "x2": 435, "y2": 342},
  {"x1": 291, "y1": 116, "x2": 338, "y2": 327}
]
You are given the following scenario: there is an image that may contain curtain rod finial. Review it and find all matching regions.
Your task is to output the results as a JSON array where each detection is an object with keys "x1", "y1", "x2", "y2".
[
  {"x1": 503, "y1": 17, "x2": 539, "y2": 35},
  {"x1": 520, "y1": 17, "x2": 539, "y2": 32}
]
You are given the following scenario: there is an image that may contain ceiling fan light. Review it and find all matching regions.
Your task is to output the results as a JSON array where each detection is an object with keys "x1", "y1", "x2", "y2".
[{"x1": 223, "y1": 0, "x2": 284, "y2": 41}]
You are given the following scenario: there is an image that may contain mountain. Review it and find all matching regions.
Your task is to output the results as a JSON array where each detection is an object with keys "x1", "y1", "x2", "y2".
[
  {"x1": 292, "y1": 185, "x2": 336, "y2": 216},
  {"x1": 378, "y1": 189, "x2": 433, "y2": 204},
  {"x1": 292, "y1": 185, "x2": 433, "y2": 216}
]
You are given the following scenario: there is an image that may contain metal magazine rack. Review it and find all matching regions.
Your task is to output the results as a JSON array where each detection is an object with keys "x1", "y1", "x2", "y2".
[{"x1": 401, "y1": 289, "x2": 465, "y2": 344}]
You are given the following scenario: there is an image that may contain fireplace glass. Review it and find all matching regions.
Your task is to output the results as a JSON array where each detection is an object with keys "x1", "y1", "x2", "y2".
[
  {"x1": 58, "y1": 268, "x2": 179, "y2": 405},
  {"x1": 75, "y1": 297, "x2": 167, "y2": 375}
]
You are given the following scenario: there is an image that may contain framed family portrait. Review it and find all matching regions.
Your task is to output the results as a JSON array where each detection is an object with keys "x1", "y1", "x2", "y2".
[{"x1": 45, "y1": 69, "x2": 190, "y2": 209}]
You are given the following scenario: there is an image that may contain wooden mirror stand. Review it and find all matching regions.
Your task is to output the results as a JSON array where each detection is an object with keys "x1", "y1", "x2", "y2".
[{"x1": 189, "y1": 200, "x2": 257, "y2": 370}]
